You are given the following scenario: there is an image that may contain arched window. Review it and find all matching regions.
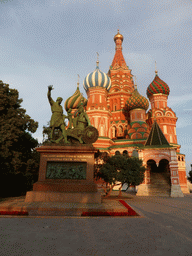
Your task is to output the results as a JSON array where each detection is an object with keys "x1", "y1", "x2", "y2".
[
  {"x1": 123, "y1": 150, "x2": 128, "y2": 157},
  {"x1": 115, "y1": 151, "x2": 121, "y2": 155},
  {"x1": 112, "y1": 126, "x2": 116, "y2": 138},
  {"x1": 119, "y1": 126, "x2": 123, "y2": 133}
]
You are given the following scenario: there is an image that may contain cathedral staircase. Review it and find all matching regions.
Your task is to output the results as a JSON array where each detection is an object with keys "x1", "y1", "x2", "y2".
[{"x1": 148, "y1": 172, "x2": 171, "y2": 197}]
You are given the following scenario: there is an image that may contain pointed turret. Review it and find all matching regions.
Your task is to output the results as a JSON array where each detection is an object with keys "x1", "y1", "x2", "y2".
[
  {"x1": 145, "y1": 120, "x2": 170, "y2": 147},
  {"x1": 111, "y1": 29, "x2": 128, "y2": 69},
  {"x1": 146, "y1": 66, "x2": 178, "y2": 145}
]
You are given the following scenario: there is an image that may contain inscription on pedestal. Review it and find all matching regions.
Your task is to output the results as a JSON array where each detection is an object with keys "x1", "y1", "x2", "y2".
[{"x1": 46, "y1": 161, "x2": 87, "y2": 179}]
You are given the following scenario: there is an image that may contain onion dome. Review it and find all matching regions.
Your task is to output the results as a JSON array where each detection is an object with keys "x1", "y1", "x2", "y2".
[
  {"x1": 64, "y1": 83, "x2": 87, "y2": 111},
  {"x1": 126, "y1": 86, "x2": 149, "y2": 111},
  {"x1": 147, "y1": 73, "x2": 170, "y2": 98},
  {"x1": 114, "y1": 29, "x2": 124, "y2": 42},
  {"x1": 83, "y1": 60, "x2": 111, "y2": 91}
]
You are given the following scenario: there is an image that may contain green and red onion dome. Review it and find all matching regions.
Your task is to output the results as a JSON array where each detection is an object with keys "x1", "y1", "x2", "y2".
[
  {"x1": 147, "y1": 74, "x2": 170, "y2": 98},
  {"x1": 126, "y1": 89, "x2": 149, "y2": 111},
  {"x1": 64, "y1": 86, "x2": 87, "y2": 111}
]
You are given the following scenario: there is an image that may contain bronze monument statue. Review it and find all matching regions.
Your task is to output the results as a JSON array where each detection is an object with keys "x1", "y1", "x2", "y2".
[
  {"x1": 25, "y1": 85, "x2": 101, "y2": 205},
  {"x1": 46, "y1": 86, "x2": 98, "y2": 145},
  {"x1": 47, "y1": 85, "x2": 69, "y2": 143}
]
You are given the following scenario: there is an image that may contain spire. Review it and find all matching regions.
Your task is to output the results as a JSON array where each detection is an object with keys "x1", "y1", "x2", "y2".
[
  {"x1": 134, "y1": 76, "x2": 137, "y2": 90},
  {"x1": 155, "y1": 61, "x2": 158, "y2": 75},
  {"x1": 77, "y1": 74, "x2": 80, "y2": 89},
  {"x1": 145, "y1": 120, "x2": 170, "y2": 147},
  {"x1": 96, "y1": 52, "x2": 99, "y2": 69},
  {"x1": 80, "y1": 92, "x2": 84, "y2": 105},
  {"x1": 111, "y1": 30, "x2": 127, "y2": 69}
]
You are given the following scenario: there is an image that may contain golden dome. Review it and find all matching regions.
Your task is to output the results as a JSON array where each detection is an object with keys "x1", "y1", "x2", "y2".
[{"x1": 114, "y1": 29, "x2": 124, "y2": 42}]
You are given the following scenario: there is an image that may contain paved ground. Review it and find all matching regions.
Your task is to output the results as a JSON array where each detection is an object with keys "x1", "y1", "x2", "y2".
[{"x1": 0, "y1": 193, "x2": 192, "y2": 256}]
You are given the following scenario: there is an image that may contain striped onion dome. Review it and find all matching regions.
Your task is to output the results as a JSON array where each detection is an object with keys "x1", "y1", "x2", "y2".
[
  {"x1": 126, "y1": 88, "x2": 149, "y2": 111},
  {"x1": 64, "y1": 84, "x2": 87, "y2": 111},
  {"x1": 83, "y1": 61, "x2": 111, "y2": 91},
  {"x1": 147, "y1": 74, "x2": 170, "y2": 98}
]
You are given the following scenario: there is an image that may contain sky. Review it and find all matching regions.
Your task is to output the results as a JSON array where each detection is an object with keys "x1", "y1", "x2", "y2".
[{"x1": 0, "y1": 0, "x2": 192, "y2": 173}]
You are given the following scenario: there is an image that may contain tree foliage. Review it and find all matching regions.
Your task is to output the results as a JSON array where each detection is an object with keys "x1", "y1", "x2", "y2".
[
  {"x1": 94, "y1": 151, "x2": 109, "y2": 179},
  {"x1": 188, "y1": 169, "x2": 192, "y2": 183},
  {"x1": 0, "y1": 80, "x2": 39, "y2": 196},
  {"x1": 96, "y1": 154, "x2": 145, "y2": 196}
]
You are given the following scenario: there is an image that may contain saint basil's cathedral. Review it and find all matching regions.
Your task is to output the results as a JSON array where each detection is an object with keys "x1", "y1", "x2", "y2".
[{"x1": 65, "y1": 30, "x2": 189, "y2": 197}]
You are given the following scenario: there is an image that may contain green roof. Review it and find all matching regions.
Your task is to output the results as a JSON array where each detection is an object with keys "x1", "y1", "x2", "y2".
[
  {"x1": 144, "y1": 145, "x2": 173, "y2": 149},
  {"x1": 145, "y1": 121, "x2": 171, "y2": 147},
  {"x1": 111, "y1": 120, "x2": 126, "y2": 124},
  {"x1": 113, "y1": 138, "x2": 146, "y2": 142},
  {"x1": 109, "y1": 144, "x2": 144, "y2": 149},
  {"x1": 96, "y1": 147, "x2": 110, "y2": 150},
  {"x1": 130, "y1": 121, "x2": 146, "y2": 126}
]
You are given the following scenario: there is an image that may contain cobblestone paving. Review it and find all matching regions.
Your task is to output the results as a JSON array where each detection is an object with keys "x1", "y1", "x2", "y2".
[{"x1": 0, "y1": 193, "x2": 192, "y2": 255}]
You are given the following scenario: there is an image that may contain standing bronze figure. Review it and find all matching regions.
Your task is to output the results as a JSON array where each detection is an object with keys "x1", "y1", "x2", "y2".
[{"x1": 47, "y1": 85, "x2": 69, "y2": 143}]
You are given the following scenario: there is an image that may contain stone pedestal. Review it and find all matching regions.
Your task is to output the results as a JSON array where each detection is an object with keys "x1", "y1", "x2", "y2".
[{"x1": 25, "y1": 145, "x2": 101, "y2": 203}]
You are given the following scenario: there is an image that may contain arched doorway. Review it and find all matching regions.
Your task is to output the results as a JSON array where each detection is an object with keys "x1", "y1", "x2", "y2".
[
  {"x1": 147, "y1": 159, "x2": 171, "y2": 196},
  {"x1": 158, "y1": 159, "x2": 169, "y2": 172},
  {"x1": 158, "y1": 159, "x2": 171, "y2": 185},
  {"x1": 147, "y1": 159, "x2": 158, "y2": 173}
]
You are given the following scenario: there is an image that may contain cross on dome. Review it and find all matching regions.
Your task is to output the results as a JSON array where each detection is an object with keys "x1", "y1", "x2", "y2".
[
  {"x1": 155, "y1": 61, "x2": 158, "y2": 75},
  {"x1": 96, "y1": 52, "x2": 99, "y2": 68},
  {"x1": 134, "y1": 76, "x2": 138, "y2": 90},
  {"x1": 77, "y1": 74, "x2": 80, "y2": 88}
]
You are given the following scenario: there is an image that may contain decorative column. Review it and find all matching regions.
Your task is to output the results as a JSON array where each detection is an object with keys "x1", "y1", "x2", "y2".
[
  {"x1": 169, "y1": 149, "x2": 184, "y2": 197},
  {"x1": 136, "y1": 150, "x2": 150, "y2": 196}
]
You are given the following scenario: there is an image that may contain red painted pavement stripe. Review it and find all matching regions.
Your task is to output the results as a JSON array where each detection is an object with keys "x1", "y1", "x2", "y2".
[{"x1": 119, "y1": 200, "x2": 139, "y2": 216}]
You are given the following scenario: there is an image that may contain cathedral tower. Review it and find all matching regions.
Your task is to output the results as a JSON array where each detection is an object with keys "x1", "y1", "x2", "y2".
[
  {"x1": 108, "y1": 30, "x2": 134, "y2": 139},
  {"x1": 83, "y1": 59, "x2": 112, "y2": 148},
  {"x1": 146, "y1": 70, "x2": 178, "y2": 146},
  {"x1": 126, "y1": 82, "x2": 149, "y2": 140}
]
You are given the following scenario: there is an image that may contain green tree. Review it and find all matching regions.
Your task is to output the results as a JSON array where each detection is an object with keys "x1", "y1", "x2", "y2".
[
  {"x1": 188, "y1": 169, "x2": 192, "y2": 183},
  {"x1": 97, "y1": 155, "x2": 145, "y2": 197},
  {"x1": 0, "y1": 80, "x2": 39, "y2": 196}
]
